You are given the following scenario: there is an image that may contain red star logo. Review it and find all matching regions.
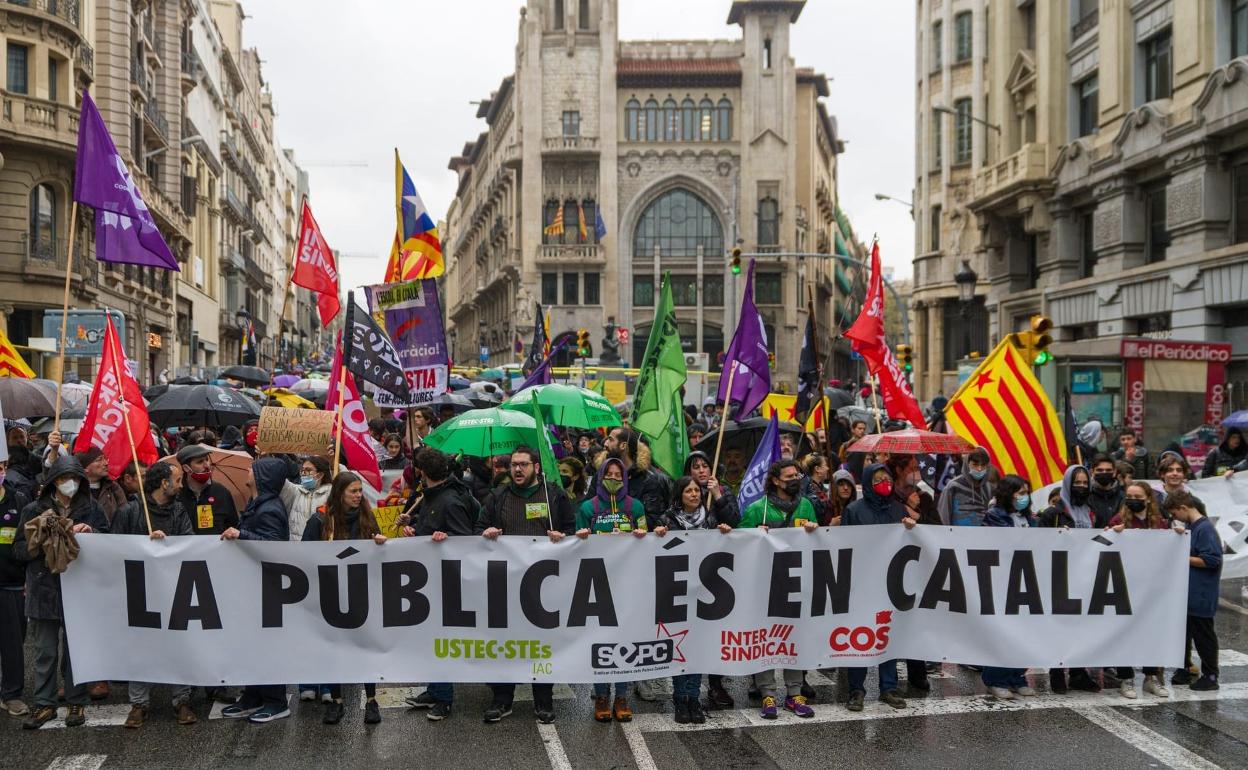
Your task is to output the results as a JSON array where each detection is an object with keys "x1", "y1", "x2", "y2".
[
  {"x1": 973, "y1": 372, "x2": 994, "y2": 392},
  {"x1": 656, "y1": 623, "x2": 689, "y2": 663},
  {"x1": 785, "y1": 406, "x2": 797, "y2": 421}
]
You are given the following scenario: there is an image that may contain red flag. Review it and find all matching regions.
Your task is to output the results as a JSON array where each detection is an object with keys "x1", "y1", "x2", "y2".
[
  {"x1": 292, "y1": 201, "x2": 341, "y2": 326},
  {"x1": 72, "y1": 316, "x2": 159, "y2": 476},
  {"x1": 844, "y1": 242, "x2": 929, "y2": 430},
  {"x1": 325, "y1": 334, "x2": 382, "y2": 490}
]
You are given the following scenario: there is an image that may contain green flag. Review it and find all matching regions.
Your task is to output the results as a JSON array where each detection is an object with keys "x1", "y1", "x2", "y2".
[
  {"x1": 524, "y1": 395, "x2": 563, "y2": 530},
  {"x1": 631, "y1": 273, "x2": 690, "y2": 478},
  {"x1": 591, "y1": 378, "x2": 606, "y2": 396}
]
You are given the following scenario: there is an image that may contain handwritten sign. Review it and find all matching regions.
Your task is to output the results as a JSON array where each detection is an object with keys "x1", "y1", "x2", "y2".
[
  {"x1": 256, "y1": 407, "x2": 336, "y2": 454},
  {"x1": 372, "y1": 505, "x2": 406, "y2": 538}
]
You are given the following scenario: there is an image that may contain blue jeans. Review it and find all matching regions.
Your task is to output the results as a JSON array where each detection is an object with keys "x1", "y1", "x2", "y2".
[
  {"x1": 672, "y1": 674, "x2": 702, "y2": 699},
  {"x1": 982, "y1": 667, "x2": 1027, "y2": 689},
  {"x1": 426, "y1": 682, "x2": 454, "y2": 704},
  {"x1": 847, "y1": 660, "x2": 898, "y2": 695},
  {"x1": 593, "y1": 682, "x2": 629, "y2": 698}
]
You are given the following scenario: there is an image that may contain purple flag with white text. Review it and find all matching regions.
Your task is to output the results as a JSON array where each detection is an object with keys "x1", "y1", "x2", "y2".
[
  {"x1": 737, "y1": 412, "x2": 781, "y2": 512},
  {"x1": 716, "y1": 260, "x2": 770, "y2": 419},
  {"x1": 73, "y1": 92, "x2": 178, "y2": 270}
]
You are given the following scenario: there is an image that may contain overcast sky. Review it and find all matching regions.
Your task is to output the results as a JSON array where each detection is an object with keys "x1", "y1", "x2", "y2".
[{"x1": 244, "y1": 0, "x2": 916, "y2": 296}]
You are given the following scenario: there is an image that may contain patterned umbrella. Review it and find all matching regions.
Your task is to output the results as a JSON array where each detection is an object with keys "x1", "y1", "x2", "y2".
[{"x1": 847, "y1": 428, "x2": 973, "y2": 455}]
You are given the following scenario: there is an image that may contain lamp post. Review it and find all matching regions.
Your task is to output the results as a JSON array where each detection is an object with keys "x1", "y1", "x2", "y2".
[
  {"x1": 933, "y1": 104, "x2": 1003, "y2": 134},
  {"x1": 234, "y1": 309, "x2": 250, "y2": 365},
  {"x1": 953, "y1": 260, "x2": 978, "y2": 359},
  {"x1": 874, "y1": 193, "x2": 915, "y2": 219}
]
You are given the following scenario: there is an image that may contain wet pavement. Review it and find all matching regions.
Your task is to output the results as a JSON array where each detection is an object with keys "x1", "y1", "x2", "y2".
[{"x1": 7, "y1": 581, "x2": 1248, "y2": 769}]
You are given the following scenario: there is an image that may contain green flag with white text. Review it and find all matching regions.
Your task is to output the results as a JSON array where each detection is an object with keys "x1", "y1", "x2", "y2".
[{"x1": 631, "y1": 273, "x2": 689, "y2": 478}]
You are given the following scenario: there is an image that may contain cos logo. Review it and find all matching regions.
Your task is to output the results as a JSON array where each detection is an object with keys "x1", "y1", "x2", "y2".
[{"x1": 829, "y1": 610, "x2": 893, "y2": 653}]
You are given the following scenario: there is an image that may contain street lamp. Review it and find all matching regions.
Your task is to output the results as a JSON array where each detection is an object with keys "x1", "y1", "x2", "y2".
[
  {"x1": 933, "y1": 104, "x2": 1002, "y2": 134},
  {"x1": 953, "y1": 260, "x2": 978, "y2": 359},
  {"x1": 874, "y1": 193, "x2": 914, "y2": 218},
  {"x1": 234, "y1": 309, "x2": 250, "y2": 365}
]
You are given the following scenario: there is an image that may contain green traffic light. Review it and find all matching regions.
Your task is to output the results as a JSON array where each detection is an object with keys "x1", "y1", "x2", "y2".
[
  {"x1": 904, "y1": 363, "x2": 913, "y2": 372},
  {"x1": 1034, "y1": 351, "x2": 1053, "y2": 365},
  {"x1": 731, "y1": 263, "x2": 741, "y2": 275}
]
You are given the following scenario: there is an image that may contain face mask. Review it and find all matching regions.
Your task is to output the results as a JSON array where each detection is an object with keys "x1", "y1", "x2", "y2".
[
  {"x1": 783, "y1": 479, "x2": 802, "y2": 496},
  {"x1": 602, "y1": 478, "x2": 623, "y2": 494},
  {"x1": 0, "y1": 471, "x2": 6, "y2": 488},
  {"x1": 300, "y1": 476, "x2": 318, "y2": 491},
  {"x1": 968, "y1": 467, "x2": 988, "y2": 481},
  {"x1": 1070, "y1": 486, "x2": 1090, "y2": 504},
  {"x1": 56, "y1": 479, "x2": 79, "y2": 498},
  {"x1": 872, "y1": 480, "x2": 893, "y2": 498},
  {"x1": 1014, "y1": 494, "x2": 1031, "y2": 511},
  {"x1": 560, "y1": 474, "x2": 574, "y2": 488},
  {"x1": 1093, "y1": 472, "x2": 1116, "y2": 487},
  {"x1": 1124, "y1": 498, "x2": 1147, "y2": 513},
  {"x1": 190, "y1": 470, "x2": 212, "y2": 484}
]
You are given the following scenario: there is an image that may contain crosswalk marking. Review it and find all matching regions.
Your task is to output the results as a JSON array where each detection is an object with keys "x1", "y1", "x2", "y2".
[
  {"x1": 1074, "y1": 706, "x2": 1224, "y2": 770},
  {"x1": 537, "y1": 722, "x2": 573, "y2": 770},
  {"x1": 43, "y1": 756, "x2": 107, "y2": 770},
  {"x1": 35, "y1": 705, "x2": 131, "y2": 731}
]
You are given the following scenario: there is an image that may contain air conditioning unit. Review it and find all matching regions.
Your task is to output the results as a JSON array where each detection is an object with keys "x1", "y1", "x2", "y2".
[{"x1": 684, "y1": 353, "x2": 709, "y2": 371}]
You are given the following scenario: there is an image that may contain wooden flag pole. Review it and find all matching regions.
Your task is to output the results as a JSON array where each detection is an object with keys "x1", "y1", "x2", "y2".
[
  {"x1": 332, "y1": 364, "x2": 348, "y2": 475},
  {"x1": 267, "y1": 195, "x2": 307, "y2": 403},
  {"x1": 804, "y1": 284, "x2": 832, "y2": 460},
  {"x1": 53, "y1": 201, "x2": 79, "y2": 433},
  {"x1": 710, "y1": 364, "x2": 738, "y2": 475},
  {"x1": 104, "y1": 309, "x2": 153, "y2": 536},
  {"x1": 869, "y1": 374, "x2": 885, "y2": 434}
]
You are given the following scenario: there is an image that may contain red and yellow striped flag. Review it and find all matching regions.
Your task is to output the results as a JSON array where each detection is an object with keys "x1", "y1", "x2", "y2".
[
  {"x1": 0, "y1": 328, "x2": 34, "y2": 378},
  {"x1": 945, "y1": 339, "x2": 1067, "y2": 490}
]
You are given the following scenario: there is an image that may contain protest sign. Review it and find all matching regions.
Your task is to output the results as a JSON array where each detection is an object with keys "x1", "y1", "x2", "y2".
[
  {"x1": 364, "y1": 279, "x2": 450, "y2": 406},
  {"x1": 62, "y1": 526, "x2": 1187, "y2": 686},
  {"x1": 372, "y1": 505, "x2": 406, "y2": 538},
  {"x1": 256, "y1": 407, "x2": 336, "y2": 454}
]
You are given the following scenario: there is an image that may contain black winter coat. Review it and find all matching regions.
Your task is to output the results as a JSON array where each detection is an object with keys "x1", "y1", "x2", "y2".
[
  {"x1": 0, "y1": 483, "x2": 31, "y2": 588},
  {"x1": 413, "y1": 476, "x2": 479, "y2": 537},
  {"x1": 236, "y1": 457, "x2": 290, "y2": 541},
  {"x1": 111, "y1": 495, "x2": 194, "y2": 536}
]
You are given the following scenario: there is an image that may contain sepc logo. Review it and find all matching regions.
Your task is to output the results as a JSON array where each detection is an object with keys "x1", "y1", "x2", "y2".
[{"x1": 829, "y1": 610, "x2": 893, "y2": 656}]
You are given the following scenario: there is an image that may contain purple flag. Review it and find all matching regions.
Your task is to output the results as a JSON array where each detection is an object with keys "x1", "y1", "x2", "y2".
[
  {"x1": 362, "y1": 279, "x2": 450, "y2": 407},
  {"x1": 74, "y1": 92, "x2": 178, "y2": 270},
  {"x1": 717, "y1": 260, "x2": 770, "y2": 418},
  {"x1": 516, "y1": 339, "x2": 569, "y2": 394},
  {"x1": 737, "y1": 412, "x2": 781, "y2": 511}
]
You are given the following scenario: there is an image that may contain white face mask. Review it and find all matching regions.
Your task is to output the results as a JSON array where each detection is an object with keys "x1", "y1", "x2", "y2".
[{"x1": 56, "y1": 479, "x2": 80, "y2": 498}]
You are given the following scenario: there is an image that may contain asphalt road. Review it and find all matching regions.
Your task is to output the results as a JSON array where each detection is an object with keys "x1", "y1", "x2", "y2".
[{"x1": 6, "y1": 582, "x2": 1248, "y2": 770}]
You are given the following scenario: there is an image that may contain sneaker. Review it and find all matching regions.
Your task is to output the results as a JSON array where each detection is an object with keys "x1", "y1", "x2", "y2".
[
  {"x1": 686, "y1": 697, "x2": 705, "y2": 725},
  {"x1": 673, "y1": 697, "x2": 690, "y2": 724},
  {"x1": 175, "y1": 703, "x2": 198, "y2": 725},
  {"x1": 633, "y1": 679, "x2": 662, "y2": 702},
  {"x1": 1190, "y1": 675, "x2": 1219, "y2": 691},
  {"x1": 65, "y1": 704, "x2": 86, "y2": 727},
  {"x1": 89, "y1": 682, "x2": 109, "y2": 701},
  {"x1": 220, "y1": 701, "x2": 262, "y2": 719},
  {"x1": 1119, "y1": 681, "x2": 1138, "y2": 700},
  {"x1": 880, "y1": 690, "x2": 907, "y2": 710},
  {"x1": 1143, "y1": 675, "x2": 1170, "y2": 698},
  {"x1": 534, "y1": 702, "x2": 556, "y2": 724},
  {"x1": 482, "y1": 702, "x2": 511, "y2": 723},
  {"x1": 593, "y1": 695, "x2": 612, "y2": 723},
  {"x1": 364, "y1": 699, "x2": 381, "y2": 724},
  {"x1": 846, "y1": 691, "x2": 865, "y2": 712},
  {"x1": 1013, "y1": 686, "x2": 1037, "y2": 697},
  {"x1": 706, "y1": 681, "x2": 734, "y2": 710},
  {"x1": 4, "y1": 699, "x2": 29, "y2": 717},
  {"x1": 800, "y1": 678, "x2": 817, "y2": 701},
  {"x1": 22, "y1": 705, "x2": 57, "y2": 730},
  {"x1": 322, "y1": 701, "x2": 344, "y2": 725},
  {"x1": 987, "y1": 686, "x2": 1015, "y2": 700},
  {"x1": 1050, "y1": 671, "x2": 1068, "y2": 694},
  {"x1": 612, "y1": 697, "x2": 633, "y2": 723},
  {"x1": 321, "y1": 691, "x2": 333, "y2": 704},
  {"x1": 1171, "y1": 669, "x2": 1194, "y2": 686},
  {"x1": 427, "y1": 701, "x2": 452, "y2": 721},
  {"x1": 299, "y1": 689, "x2": 316, "y2": 702},
  {"x1": 405, "y1": 690, "x2": 437, "y2": 709},
  {"x1": 784, "y1": 695, "x2": 814, "y2": 718},
  {"x1": 247, "y1": 705, "x2": 291, "y2": 723},
  {"x1": 760, "y1": 695, "x2": 778, "y2": 719},
  {"x1": 1069, "y1": 671, "x2": 1101, "y2": 692},
  {"x1": 907, "y1": 678, "x2": 930, "y2": 698},
  {"x1": 124, "y1": 705, "x2": 147, "y2": 729}
]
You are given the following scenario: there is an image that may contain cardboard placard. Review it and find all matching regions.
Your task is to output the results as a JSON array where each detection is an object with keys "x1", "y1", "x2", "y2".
[
  {"x1": 256, "y1": 407, "x2": 336, "y2": 454},
  {"x1": 372, "y1": 504, "x2": 407, "y2": 538}
]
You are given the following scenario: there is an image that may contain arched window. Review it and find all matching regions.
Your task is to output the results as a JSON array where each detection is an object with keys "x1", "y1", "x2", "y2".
[
  {"x1": 644, "y1": 99, "x2": 659, "y2": 142},
  {"x1": 625, "y1": 99, "x2": 640, "y2": 141},
  {"x1": 563, "y1": 198, "x2": 579, "y2": 244},
  {"x1": 757, "y1": 195, "x2": 779, "y2": 246},
  {"x1": 717, "y1": 98, "x2": 732, "y2": 141},
  {"x1": 582, "y1": 197, "x2": 598, "y2": 244},
  {"x1": 543, "y1": 197, "x2": 561, "y2": 244},
  {"x1": 29, "y1": 183, "x2": 57, "y2": 260},
  {"x1": 699, "y1": 98, "x2": 714, "y2": 141},
  {"x1": 633, "y1": 188, "x2": 724, "y2": 258},
  {"x1": 681, "y1": 98, "x2": 696, "y2": 141},
  {"x1": 663, "y1": 98, "x2": 678, "y2": 142}
]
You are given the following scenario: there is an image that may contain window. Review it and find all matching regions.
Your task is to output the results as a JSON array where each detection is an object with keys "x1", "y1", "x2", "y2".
[
  {"x1": 584, "y1": 271, "x2": 600, "y2": 304},
  {"x1": 563, "y1": 272, "x2": 579, "y2": 305},
  {"x1": 954, "y1": 98, "x2": 972, "y2": 164},
  {"x1": 717, "y1": 98, "x2": 732, "y2": 141},
  {"x1": 644, "y1": 99, "x2": 659, "y2": 142},
  {"x1": 671, "y1": 275, "x2": 698, "y2": 306},
  {"x1": 1143, "y1": 30, "x2": 1172, "y2": 102},
  {"x1": 633, "y1": 188, "x2": 724, "y2": 258},
  {"x1": 563, "y1": 198, "x2": 578, "y2": 244},
  {"x1": 681, "y1": 98, "x2": 696, "y2": 141},
  {"x1": 553, "y1": 0, "x2": 564, "y2": 30},
  {"x1": 47, "y1": 56, "x2": 58, "y2": 102},
  {"x1": 6, "y1": 43, "x2": 29, "y2": 94},
  {"x1": 763, "y1": 38, "x2": 772, "y2": 70},
  {"x1": 1080, "y1": 211, "x2": 1097, "y2": 278},
  {"x1": 633, "y1": 275, "x2": 654, "y2": 307},
  {"x1": 699, "y1": 98, "x2": 714, "y2": 141},
  {"x1": 29, "y1": 183, "x2": 56, "y2": 258},
  {"x1": 541, "y1": 272, "x2": 558, "y2": 305},
  {"x1": 930, "y1": 205, "x2": 942, "y2": 252},
  {"x1": 942, "y1": 298, "x2": 989, "y2": 369},
  {"x1": 932, "y1": 110, "x2": 943, "y2": 168},
  {"x1": 581, "y1": 198, "x2": 598, "y2": 244},
  {"x1": 578, "y1": 0, "x2": 590, "y2": 30},
  {"x1": 561, "y1": 110, "x2": 580, "y2": 137},
  {"x1": 1235, "y1": 0, "x2": 1248, "y2": 59},
  {"x1": 663, "y1": 98, "x2": 678, "y2": 140},
  {"x1": 1076, "y1": 75, "x2": 1099, "y2": 137},
  {"x1": 625, "y1": 99, "x2": 640, "y2": 141},
  {"x1": 1144, "y1": 182, "x2": 1169, "y2": 264},
  {"x1": 954, "y1": 12, "x2": 972, "y2": 62},
  {"x1": 932, "y1": 21, "x2": 943, "y2": 70},
  {"x1": 755, "y1": 273, "x2": 782, "y2": 304},
  {"x1": 757, "y1": 195, "x2": 779, "y2": 246},
  {"x1": 704, "y1": 275, "x2": 724, "y2": 306},
  {"x1": 1234, "y1": 164, "x2": 1248, "y2": 244}
]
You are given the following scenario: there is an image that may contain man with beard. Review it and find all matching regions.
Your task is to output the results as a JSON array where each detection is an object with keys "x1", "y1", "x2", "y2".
[{"x1": 600, "y1": 428, "x2": 669, "y2": 524}]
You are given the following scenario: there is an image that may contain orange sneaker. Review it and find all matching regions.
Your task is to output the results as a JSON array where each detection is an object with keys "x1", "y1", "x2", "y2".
[{"x1": 612, "y1": 697, "x2": 633, "y2": 722}]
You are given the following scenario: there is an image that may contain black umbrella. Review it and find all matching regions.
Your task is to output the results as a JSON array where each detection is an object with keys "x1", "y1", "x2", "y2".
[
  {"x1": 220, "y1": 365, "x2": 270, "y2": 386},
  {"x1": 0, "y1": 377, "x2": 57, "y2": 420},
  {"x1": 147, "y1": 384, "x2": 262, "y2": 429},
  {"x1": 144, "y1": 382, "x2": 187, "y2": 400},
  {"x1": 430, "y1": 391, "x2": 477, "y2": 415},
  {"x1": 823, "y1": 388, "x2": 855, "y2": 410},
  {"x1": 172, "y1": 375, "x2": 205, "y2": 385},
  {"x1": 693, "y1": 416, "x2": 805, "y2": 456}
]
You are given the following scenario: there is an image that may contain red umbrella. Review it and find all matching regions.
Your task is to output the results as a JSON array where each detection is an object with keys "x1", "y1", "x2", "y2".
[{"x1": 848, "y1": 429, "x2": 973, "y2": 455}]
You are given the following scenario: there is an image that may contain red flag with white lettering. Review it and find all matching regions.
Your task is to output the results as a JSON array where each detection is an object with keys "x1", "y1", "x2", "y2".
[
  {"x1": 325, "y1": 334, "x2": 382, "y2": 490},
  {"x1": 72, "y1": 316, "x2": 159, "y2": 476},
  {"x1": 292, "y1": 200, "x2": 341, "y2": 326}
]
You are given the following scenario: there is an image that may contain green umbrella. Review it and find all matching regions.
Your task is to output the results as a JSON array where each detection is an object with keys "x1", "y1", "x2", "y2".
[
  {"x1": 501, "y1": 383, "x2": 622, "y2": 430},
  {"x1": 423, "y1": 407, "x2": 541, "y2": 458}
]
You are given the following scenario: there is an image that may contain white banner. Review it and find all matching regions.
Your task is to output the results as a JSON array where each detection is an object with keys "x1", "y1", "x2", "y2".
[
  {"x1": 61, "y1": 526, "x2": 1188, "y2": 686},
  {"x1": 367, "y1": 364, "x2": 449, "y2": 407}
]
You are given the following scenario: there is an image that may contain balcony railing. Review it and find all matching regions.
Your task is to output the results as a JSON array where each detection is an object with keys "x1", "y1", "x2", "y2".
[
  {"x1": 541, "y1": 136, "x2": 599, "y2": 153},
  {"x1": 131, "y1": 56, "x2": 148, "y2": 94},
  {"x1": 972, "y1": 142, "x2": 1049, "y2": 201},
  {"x1": 1072, "y1": 9, "x2": 1098, "y2": 41},
  {"x1": 4, "y1": 0, "x2": 80, "y2": 29},
  {"x1": 536, "y1": 243, "x2": 603, "y2": 262},
  {"x1": 75, "y1": 42, "x2": 93, "y2": 79},
  {"x1": 180, "y1": 47, "x2": 202, "y2": 93},
  {"x1": 223, "y1": 187, "x2": 250, "y2": 221},
  {"x1": 244, "y1": 254, "x2": 267, "y2": 287},
  {"x1": 21, "y1": 232, "x2": 97, "y2": 289},
  {"x1": 143, "y1": 97, "x2": 169, "y2": 142},
  {"x1": 221, "y1": 242, "x2": 244, "y2": 272},
  {"x1": 1, "y1": 92, "x2": 79, "y2": 148}
]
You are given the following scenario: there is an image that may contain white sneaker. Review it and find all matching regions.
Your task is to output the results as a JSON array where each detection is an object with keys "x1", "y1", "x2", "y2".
[
  {"x1": 1142, "y1": 675, "x2": 1170, "y2": 698},
  {"x1": 987, "y1": 686, "x2": 1015, "y2": 699},
  {"x1": 634, "y1": 679, "x2": 663, "y2": 702},
  {"x1": 1012, "y1": 686, "x2": 1037, "y2": 697},
  {"x1": 321, "y1": 691, "x2": 333, "y2": 704},
  {"x1": 299, "y1": 689, "x2": 316, "y2": 702},
  {"x1": 1119, "y1": 681, "x2": 1137, "y2": 699}
]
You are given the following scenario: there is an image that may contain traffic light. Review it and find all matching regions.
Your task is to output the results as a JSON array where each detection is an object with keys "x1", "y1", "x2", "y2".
[
  {"x1": 730, "y1": 246, "x2": 742, "y2": 275},
  {"x1": 576, "y1": 328, "x2": 592, "y2": 357},
  {"x1": 767, "y1": 351, "x2": 776, "y2": 370},
  {"x1": 896, "y1": 344, "x2": 913, "y2": 372},
  {"x1": 1030, "y1": 315, "x2": 1053, "y2": 365}
]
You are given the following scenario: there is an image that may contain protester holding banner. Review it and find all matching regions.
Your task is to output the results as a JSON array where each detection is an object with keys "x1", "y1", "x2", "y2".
[
  {"x1": 600, "y1": 428, "x2": 670, "y2": 524},
  {"x1": 176, "y1": 444, "x2": 240, "y2": 537},
  {"x1": 979, "y1": 474, "x2": 1038, "y2": 700},
  {"x1": 674, "y1": 451, "x2": 740, "y2": 531},
  {"x1": 1164, "y1": 489, "x2": 1223, "y2": 691},
  {"x1": 16, "y1": 456, "x2": 107, "y2": 729},
  {"x1": 1106, "y1": 482, "x2": 1171, "y2": 699},
  {"x1": 280, "y1": 456, "x2": 333, "y2": 545},
  {"x1": 1088, "y1": 454, "x2": 1125, "y2": 529},
  {"x1": 1038, "y1": 465, "x2": 1100, "y2": 694},
  {"x1": 0, "y1": 457, "x2": 32, "y2": 718},
  {"x1": 936, "y1": 447, "x2": 993, "y2": 527},
  {"x1": 478, "y1": 447, "x2": 575, "y2": 540},
  {"x1": 1201, "y1": 427, "x2": 1247, "y2": 478}
]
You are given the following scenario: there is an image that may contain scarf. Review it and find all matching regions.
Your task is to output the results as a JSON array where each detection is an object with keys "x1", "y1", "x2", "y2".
[
  {"x1": 674, "y1": 504, "x2": 707, "y2": 530},
  {"x1": 764, "y1": 493, "x2": 801, "y2": 521}
]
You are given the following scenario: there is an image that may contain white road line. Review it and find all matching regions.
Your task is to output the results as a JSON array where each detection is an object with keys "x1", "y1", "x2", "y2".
[
  {"x1": 360, "y1": 683, "x2": 578, "y2": 709},
  {"x1": 1218, "y1": 598, "x2": 1248, "y2": 617},
  {"x1": 632, "y1": 681, "x2": 1248, "y2": 733},
  {"x1": 536, "y1": 722, "x2": 573, "y2": 770},
  {"x1": 36, "y1": 705, "x2": 131, "y2": 730},
  {"x1": 44, "y1": 755, "x2": 107, "y2": 770},
  {"x1": 622, "y1": 720, "x2": 659, "y2": 770},
  {"x1": 1073, "y1": 706, "x2": 1224, "y2": 770}
]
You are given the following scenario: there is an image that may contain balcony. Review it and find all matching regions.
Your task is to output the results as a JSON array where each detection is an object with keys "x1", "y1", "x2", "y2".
[
  {"x1": 222, "y1": 187, "x2": 250, "y2": 223},
  {"x1": 3, "y1": 0, "x2": 81, "y2": 31},
  {"x1": 130, "y1": 56, "x2": 148, "y2": 99},
  {"x1": 180, "y1": 47, "x2": 203, "y2": 94},
  {"x1": 75, "y1": 42, "x2": 93, "y2": 81},
  {"x1": 0, "y1": 92, "x2": 79, "y2": 152},
  {"x1": 20, "y1": 233, "x2": 97, "y2": 295},
  {"x1": 536, "y1": 243, "x2": 604, "y2": 263},
  {"x1": 501, "y1": 143, "x2": 521, "y2": 169},
  {"x1": 133, "y1": 172, "x2": 191, "y2": 241},
  {"x1": 541, "y1": 135, "x2": 599, "y2": 154},
  {"x1": 220, "y1": 242, "x2": 244, "y2": 273},
  {"x1": 1072, "y1": 9, "x2": 1098, "y2": 41},
  {"x1": 142, "y1": 97, "x2": 169, "y2": 145},
  {"x1": 971, "y1": 143, "x2": 1051, "y2": 205},
  {"x1": 243, "y1": 253, "x2": 268, "y2": 289}
]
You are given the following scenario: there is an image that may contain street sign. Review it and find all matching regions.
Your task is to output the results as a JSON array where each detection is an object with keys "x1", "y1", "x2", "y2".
[{"x1": 617, "y1": 327, "x2": 629, "y2": 345}]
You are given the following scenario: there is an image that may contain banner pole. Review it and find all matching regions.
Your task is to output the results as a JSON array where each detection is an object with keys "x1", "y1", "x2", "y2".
[
  {"x1": 267, "y1": 196, "x2": 304, "y2": 403},
  {"x1": 710, "y1": 364, "x2": 738, "y2": 475},
  {"x1": 869, "y1": 374, "x2": 884, "y2": 434},
  {"x1": 103, "y1": 310, "x2": 153, "y2": 535},
  {"x1": 53, "y1": 200, "x2": 79, "y2": 432},
  {"x1": 332, "y1": 364, "x2": 347, "y2": 474}
]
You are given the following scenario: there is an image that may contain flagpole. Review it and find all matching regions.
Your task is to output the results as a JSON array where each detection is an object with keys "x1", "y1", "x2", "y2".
[
  {"x1": 869, "y1": 374, "x2": 884, "y2": 434},
  {"x1": 103, "y1": 309, "x2": 153, "y2": 535},
  {"x1": 804, "y1": 286, "x2": 831, "y2": 460},
  {"x1": 53, "y1": 201, "x2": 79, "y2": 432},
  {"x1": 332, "y1": 363, "x2": 347, "y2": 474},
  {"x1": 710, "y1": 364, "x2": 738, "y2": 476}
]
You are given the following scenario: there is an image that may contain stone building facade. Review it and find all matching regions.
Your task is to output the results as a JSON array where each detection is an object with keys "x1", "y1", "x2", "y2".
[{"x1": 444, "y1": 0, "x2": 862, "y2": 386}]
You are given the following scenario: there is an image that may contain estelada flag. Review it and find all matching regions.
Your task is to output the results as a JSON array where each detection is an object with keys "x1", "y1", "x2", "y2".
[
  {"x1": 0, "y1": 328, "x2": 35, "y2": 378},
  {"x1": 945, "y1": 338, "x2": 1068, "y2": 490},
  {"x1": 73, "y1": 316, "x2": 158, "y2": 476},
  {"x1": 760, "y1": 392, "x2": 827, "y2": 434},
  {"x1": 291, "y1": 201, "x2": 341, "y2": 326}
]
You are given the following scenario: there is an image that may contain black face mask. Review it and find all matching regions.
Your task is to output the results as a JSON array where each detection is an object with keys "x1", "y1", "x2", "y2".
[
  {"x1": 1070, "y1": 486, "x2": 1090, "y2": 504},
  {"x1": 782, "y1": 479, "x2": 802, "y2": 496},
  {"x1": 560, "y1": 475, "x2": 574, "y2": 488},
  {"x1": 1124, "y1": 498, "x2": 1147, "y2": 513},
  {"x1": 1093, "y1": 472, "x2": 1117, "y2": 488}
]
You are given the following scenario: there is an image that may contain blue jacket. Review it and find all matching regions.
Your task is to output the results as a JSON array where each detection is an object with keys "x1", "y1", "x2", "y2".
[
  {"x1": 237, "y1": 457, "x2": 290, "y2": 542},
  {"x1": 1187, "y1": 516, "x2": 1222, "y2": 618},
  {"x1": 842, "y1": 463, "x2": 906, "y2": 527},
  {"x1": 983, "y1": 504, "x2": 1035, "y2": 528}
]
